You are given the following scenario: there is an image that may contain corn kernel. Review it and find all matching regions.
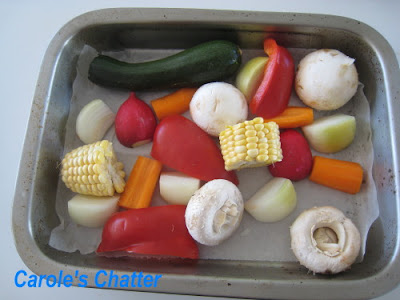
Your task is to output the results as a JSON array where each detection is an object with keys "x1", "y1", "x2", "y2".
[
  {"x1": 247, "y1": 149, "x2": 259, "y2": 158},
  {"x1": 232, "y1": 123, "x2": 243, "y2": 131},
  {"x1": 245, "y1": 130, "x2": 256, "y2": 137},
  {"x1": 234, "y1": 128, "x2": 246, "y2": 135},
  {"x1": 253, "y1": 117, "x2": 264, "y2": 124},
  {"x1": 246, "y1": 137, "x2": 258, "y2": 143},
  {"x1": 259, "y1": 137, "x2": 268, "y2": 143},
  {"x1": 237, "y1": 153, "x2": 246, "y2": 160},
  {"x1": 235, "y1": 146, "x2": 247, "y2": 153},
  {"x1": 254, "y1": 123, "x2": 264, "y2": 131},
  {"x1": 257, "y1": 131, "x2": 266, "y2": 139},
  {"x1": 257, "y1": 155, "x2": 269, "y2": 162},
  {"x1": 246, "y1": 143, "x2": 257, "y2": 150},
  {"x1": 245, "y1": 125, "x2": 255, "y2": 131},
  {"x1": 234, "y1": 134, "x2": 246, "y2": 141}
]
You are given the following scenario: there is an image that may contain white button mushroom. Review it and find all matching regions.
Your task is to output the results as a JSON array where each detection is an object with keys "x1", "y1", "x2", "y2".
[
  {"x1": 185, "y1": 179, "x2": 244, "y2": 246},
  {"x1": 189, "y1": 82, "x2": 248, "y2": 136},
  {"x1": 290, "y1": 206, "x2": 361, "y2": 274},
  {"x1": 295, "y1": 49, "x2": 359, "y2": 111}
]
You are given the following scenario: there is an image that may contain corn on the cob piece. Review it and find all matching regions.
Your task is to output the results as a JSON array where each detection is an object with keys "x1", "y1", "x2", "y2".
[
  {"x1": 61, "y1": 140, "x2": 126, "y2": 196},
  {"x1": 219, "y1": 117, "x2": 283, "y2": 171}
]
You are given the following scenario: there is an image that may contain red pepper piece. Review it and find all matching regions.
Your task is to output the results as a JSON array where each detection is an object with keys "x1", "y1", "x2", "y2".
[
  {"x1": 151, "y1": 115, "x2": 239, "y2": 185},
  {"x1": 97, "y1": 205, "x2": 199, "y2": 259},
  {"x1": 250, "y1": 39, "x2": 295, "y2": 118}
]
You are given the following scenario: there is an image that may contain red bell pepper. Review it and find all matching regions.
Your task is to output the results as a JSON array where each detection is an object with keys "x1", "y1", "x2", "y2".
[
  {"x1": 250, "y1": 38, "x2": 295, "y2": 118},
  {"x1": 151, "y1": 115, "x2": 239, "y2": 185},
  {"x1": 97, "y1": 205, "x2": 199, "y2": 259}
]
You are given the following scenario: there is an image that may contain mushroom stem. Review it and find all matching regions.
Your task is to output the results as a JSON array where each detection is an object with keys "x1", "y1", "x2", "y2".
[
  {"x1": 185, "y1": 179, "x2": 244, "y2": 246},
  {"x1": 290, "y1": 206, "x2": 361, "y2": 274}
]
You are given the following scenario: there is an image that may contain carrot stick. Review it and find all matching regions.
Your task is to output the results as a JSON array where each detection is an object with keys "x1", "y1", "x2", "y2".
[
  {"x1": 118, "y1": 156, "x2": 163, "y2": 209},
  {"x1": 263, "y1": 107, "x2": 313, "y2": 128},
  {"x1": 309, "y1": 156, "x2": 363, "y2": 194},
  {"x1": 150, "y1": 88, "x2": 197, "y2": 120}
]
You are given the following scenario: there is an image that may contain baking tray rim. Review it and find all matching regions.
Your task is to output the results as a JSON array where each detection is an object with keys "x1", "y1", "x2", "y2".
[{"x1": 12, "y1": 7, "x2": 400, "y2": 300}]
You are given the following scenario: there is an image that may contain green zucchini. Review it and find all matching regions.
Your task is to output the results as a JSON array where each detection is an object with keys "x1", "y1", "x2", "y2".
[{"x1": 88, "y1": 40, "x2": 242, "y2": 90}]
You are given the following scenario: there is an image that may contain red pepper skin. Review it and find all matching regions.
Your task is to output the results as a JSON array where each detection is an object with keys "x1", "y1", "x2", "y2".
[
  {"x1": 151, "y1": 115, "x2": 239, "y2": 185},
  {"x1": 97, "y1": 205, "x2": 199, "y2": 259},
  {"x1": 250, "y1": 39, "x2": 295, "y2": 118}
]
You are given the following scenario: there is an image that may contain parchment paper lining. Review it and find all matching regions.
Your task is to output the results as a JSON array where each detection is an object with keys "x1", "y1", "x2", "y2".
[{"x1": 49, "y1": 46, "x2": 379, "y2": 262}]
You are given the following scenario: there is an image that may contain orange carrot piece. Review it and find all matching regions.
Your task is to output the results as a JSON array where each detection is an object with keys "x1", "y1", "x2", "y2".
[
  {"x1": 150, "y1": 88, "x2": 197, "y2": 120},
  {"x1": 118, "y1": 156, "x2": 163, "y2": 209},
  {"x1": 309, "y1": 156, "x2": 363, "y2": 194},
  {"x1": 263, "y1": 107, "x2": 313, "y2": 128}
]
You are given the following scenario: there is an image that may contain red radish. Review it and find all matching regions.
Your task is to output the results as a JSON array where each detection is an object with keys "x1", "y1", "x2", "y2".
[
  {"x1": 268, "y1": 129, "x2": 312, "y2": 181},
  {"x1": 115, "y1": 92, "x2": 157, "y2": 147}
]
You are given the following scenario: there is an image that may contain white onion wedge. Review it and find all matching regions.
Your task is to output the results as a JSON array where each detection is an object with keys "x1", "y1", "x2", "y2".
[
  {"x1": 76, "y1": 99, "x2": 115, "y2": 144},
  {"x1": 235, "y1": 56, "x2": 268, "y2": 102},
  {"x1": 245, "y1": 177, "x2": 297, "y2": 223},
  {"x1": 302, "y1": 114, "x2": 356, "y2": 153},
  {"x1": 68, "y1": 194, "x2": 119, "y2": 228},
  {"x1": 159, "y1": 172, "x2": 201, "y2": 205}
]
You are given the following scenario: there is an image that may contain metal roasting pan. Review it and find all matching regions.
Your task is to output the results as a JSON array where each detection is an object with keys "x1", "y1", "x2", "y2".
[{"x1": 12, "y1": 8, "x2": 400, "y2": 300}]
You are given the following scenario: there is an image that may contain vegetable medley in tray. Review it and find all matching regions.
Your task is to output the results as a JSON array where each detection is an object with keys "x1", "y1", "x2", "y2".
[{"x1": 50, "y1": 37, "x2": 378, "y2": 275}]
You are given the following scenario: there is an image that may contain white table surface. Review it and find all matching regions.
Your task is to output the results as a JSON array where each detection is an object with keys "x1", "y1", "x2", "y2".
[{"x1": 2, "y1": 0, "x2": 399, "y2": 299}]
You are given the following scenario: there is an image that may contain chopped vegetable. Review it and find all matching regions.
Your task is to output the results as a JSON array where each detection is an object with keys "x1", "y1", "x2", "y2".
[
  {"x1": 244, "y1": 177, "x2": 297, "y2": 223},
  {"x1": 88, "y1": 40, "x2": 241, "y2": 91},
  {"x1": 295, "y1": 49, "x2": 359, "y2": 111},
  {"x1": 290, "y1": 206, "x2": 361, "y2": 274},
  {"x1": 235, "y1": 56, "x2": 269, "y2": 101},
  {"x1": 159, "y1": 172, "x2": 201, "y2": 205},
  {"x1": 268, "y1": 129, "x2": 312, "y2": 181},
  {"x1": 219, "y1": 117, "x2": 282, "y2": 171},
  {"x1": 185, "y1": 179, "x2": 244, "y2": 246},
  {"x1": 302, "y1": 114, "x2": 356, "y2": 153},
  {"x1": 309, "y1": 156, "x2": 363, "y2": 194},
  {"x1": 263, "y1": 107, "x2": 314, "y2": 129},
  {"x1": 151, "y1": 115, "x2": 238, "y2": 185},
  {"x1": 118, "y1": 156, "x2": 162, "y2": 209},
  {"x1": 115, "y1": 92, "x2": 157, "y2": 148},
  {"x1": 97, "y1": 205, "x2": 199, "y2": 259},
  {"x1": 68, "y1": 194, "x2": 119, "y2": 228},
  {"x1": 61, "y1": 140, "x2": 126, "y2": 196},
  {"x1": 189, "y1": 82, "x2": 248, "y2": 137},
  {"x1": 249, "y1": 38, "x2": 295, "y2": 118},
  {"x1": 76, "y1": 99, "x2": 115, "y2": 144},
  {"x1": 150, "y1": 88, "x2": 197, "y2": 121}
]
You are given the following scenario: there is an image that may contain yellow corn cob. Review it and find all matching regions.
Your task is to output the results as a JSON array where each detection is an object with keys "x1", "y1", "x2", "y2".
[
  {"x1": 61, "y1": 140, "x2": 126, "y2": 196},
  {"x1": 219, "y1": 117, "x2": 283, "y2": 171}
]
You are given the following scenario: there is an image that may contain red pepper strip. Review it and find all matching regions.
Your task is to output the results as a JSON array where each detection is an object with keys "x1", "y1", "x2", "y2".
[
  {"x1": 250, "y1": 38, "x2": 295, "y2": 118},
  {"x1": 151, "y1": 115, "x2": 239, "y2": 185},
  {"x1": 97, "y1": 205, "x2": 199, "y2": 259}
]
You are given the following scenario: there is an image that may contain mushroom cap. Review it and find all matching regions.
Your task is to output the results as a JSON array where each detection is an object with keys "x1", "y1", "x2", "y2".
[
  {"x1": 185, "y1": 179, "x2": 244, "y2": 246},
  {"x1": 190, "y1": 82, "x2": 248, "y2": 136},
  {"x1": 295, "y1": 49, "x2": 359, "y2": 111},
  {"x1": 290, "y1": 206, "x2": 361, "y2": 274}
]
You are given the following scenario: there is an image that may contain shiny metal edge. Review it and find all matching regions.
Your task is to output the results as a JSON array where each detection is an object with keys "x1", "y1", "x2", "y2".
[{"x1": 12, "y1": 8, "x2": 400, "y2": 300}]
